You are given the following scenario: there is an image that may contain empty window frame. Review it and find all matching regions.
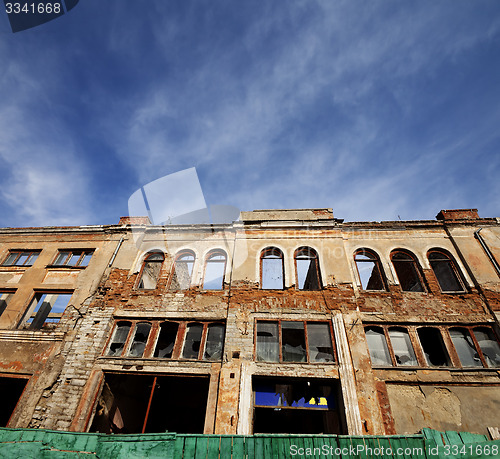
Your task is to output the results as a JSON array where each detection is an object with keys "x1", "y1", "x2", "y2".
[
  {"x1": 417, "y1": 327, "x2": 451, "y2": 367},
  {"x1": 138, "y1": 252, "x2": 164, "y2": 289},
  {"x1": 202, "y1": 250, "x2": 226, "y2": 290},
  {"x1": 365, "y1": 324, "x2": 500, "y2": 368},
  {"x1": 252, "y1": 377, "x2": 346, "y2": 434},
  {"x1": 294, "y1": 247, "x2": 321, "y2": 290},
  {"x1": 106, "y1": 320, "x2": 225, "y2": 362},
  {"x1": 0, "y1": 291, "x2": 14, "y2": 318},
  {"x1": 261, "y1": 247, "x2": 284, "y2": 290},
  {"x1": 2, "y1": 251, "x2": 39, "y2": 267},
  {"x1": 354, "y1": 249, "x2": 386, "y2": 291},
  {"x1": 21, "y1": 292, "x2": 73, "y2": 329},
  {"x1": 391, "y1": 250, "x2": 425, "y2": 292},
  {"x1": 0, "y1": 376, "x2": 29, "y2": 427},
  {"x1": 256, "y1": 320, "x2": 335, "y2": 363},
  {"x1": 428, "y1": 250, "x2": 466, "y2": 292},
  {"x1": 170, "y1": 251, "x2": 195, "y2": 290},
  {"x1": 53, "y1": 250, "x2": 93, "y2": 267},
  {"x1": 90, "y1": 373, "x2": 210, "y2": 434},
  {"x1": 473, "y1": 327, "x2": 500, "y2": 367}
]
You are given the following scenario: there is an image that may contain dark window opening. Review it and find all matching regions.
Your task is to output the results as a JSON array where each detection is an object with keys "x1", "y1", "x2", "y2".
[
  {"x1": 295, "y1": 247, "x2": 321, "y2": 290},
  {"x1": 473, "y1": 327, "x2": 500, "y2": 368},
  {"x1": 449, "y1": 327, "x2": 482, "y2": 367},
  {"x1": 0, "y1": 377, "x2": 28, "y2": 427},
  {"x1": 90, "y1": 373, "x2": 209, "y2": 434},
  {"x1": 138, "y1": 252, "x2": 164, "y2": 290},
  {"x1": 253, "y1": 377, "x2": 346, "y2": 434},
  {"x1": 22, "y1": 292, "x2": 72, "y2": 329},
  {"x1": 2, "y1": 251, "x2": 39, "y2": 267},
  {"x1": 203, "y1": 251, "x2": 226, "y2": 290},
  {"x1": 354, "y1": 249, "x2": 386, "y2": 290},
  {"x1": 154, "y1": 322, "x2": 179, "y2": 358},
  {"x1": 417, "y1": 327, "x2": 451, "y2": 367},
  {"x1": 428, "y1": 251, "x2": 465, "y2": 292},
  {"x1": 282, "y1": 321, "x2": 307, "y2": 362},
  {"x1": 261, "y1": 248, "x2": 284, "y2": 290},
  {"x1": 170, "y1": 252, "x2": 195, "y2": 290},
  {"x1": 391, "y1": 251, "x2": 424, "y2": 292}
]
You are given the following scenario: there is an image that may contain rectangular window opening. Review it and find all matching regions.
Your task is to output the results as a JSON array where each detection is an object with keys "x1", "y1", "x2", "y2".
[
  {"x1": 252, "y1": 377, "x2": 346, "y2": 434},
  {"x1": 90, "y1": 373, "x2": 209, "y2": 434},
  {"x1": 0, "y1": 376, "x2": 28, "y2": 427}
]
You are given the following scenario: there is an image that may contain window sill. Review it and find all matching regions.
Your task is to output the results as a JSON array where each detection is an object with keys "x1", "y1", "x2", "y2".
[{"x1": 46, "y1": 265, "x2": 86, "y2": 270}]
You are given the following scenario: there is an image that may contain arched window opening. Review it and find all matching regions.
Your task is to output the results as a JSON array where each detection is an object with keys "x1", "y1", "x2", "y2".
[
  {"x1": 138, "y1": 252, "x2": 164, "y2": 289},
  {"x1": 170, "y1": 251, "x2": 195, "y2": 290},
  {"x1": 202, "y1": 251, "x2": 227, "y2": 290},
  {"x1": 354, "y1": 249, "x2": 386, "y2": 291},
  {"x1": 428, "y1": 250, "x2": 466, "y2": 292},
  {"x1": 261, "y1": 248, "x2": 284, "y2": 290},
  {"x1": 294, "y1": 247, "x2": 321, "y2": 290},
  {"x1": 391, "y1": 251, "x2": 425, "y2": 292}
]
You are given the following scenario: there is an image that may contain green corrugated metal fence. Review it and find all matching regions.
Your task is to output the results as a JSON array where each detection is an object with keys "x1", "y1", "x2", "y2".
[{"x1": 0, "y1": 427, "x2": 498, "y2": 458}]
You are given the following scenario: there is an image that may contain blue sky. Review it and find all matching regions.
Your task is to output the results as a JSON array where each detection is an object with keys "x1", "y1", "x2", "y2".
[{"x1": 1, "y1": 1, "x2": 500, "y2": 227}]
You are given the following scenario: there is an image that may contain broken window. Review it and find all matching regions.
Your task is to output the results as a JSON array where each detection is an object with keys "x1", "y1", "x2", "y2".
[
  {"x1": 153, "y1": 322, "x2": 179, "y2": 358},
  {"x1": 282, "y1": 321, "x2": 307, "y2": 362},
  {"x1": 107, "y1": 319, "x2": 225, "y2": 361},
  {"x1": 90, "y1": 373, "x2": 210, "y2": 434},
  {"x1": 202, "y1": 251, "x2": 226, "y2": 290},
  {"x1": 449, "y1": 327, "x2": 483, "y2": 367},
  {"x1": 365, "y1": 326, "x2": 392, "y2": 366},
  {"x1": 391, "y1": 250, "x2": 425, "y2": 292},
  {"x1": 204, "y1": 323, "x2": 225, "y2": 360},
  {"x1": 428, "y1": 250, "x2": 465, "y2": 292},
  {"x1": 0, "y1": 291, "x2": 14, "y2": 318},
  {"x1": 256, "y1": 321, "x2": 279, "y2": 362},
  {"x1": 256, "y1": 321, "x2": 335, "y2": 363},
  {"x1": 170, "y1": 251, "x2": 195, "y2": 290},
  {"x1": 417, "y1": 327, "x2": 451, "y2": 367},
  {"x1": 295, "y1": 247, "x2": 321, "y2": 290},
  {"x1": 2, "y1": 250, "x2": 39, "y2": 267},
  {"x1": 53, "y1": 250, "x2": 94, "y2": 267},
  {"x1": 21, "y1": 291, "x2": 73, "y2": 329},
  {"x1": 252, "y1": 377, "x2": 346, "y2": 434},
  {"x1": 107, "y1": 322, "x2": 132, "y2": 357},
  {"x1": 0, "y1": 376, "x2": 28, "y2": 427},
  {"x1": 138, "y1": 252, "x2": 164, "y2": 289},
  {"x1": 354, "y1": 249, "x2": 386, "y2": 290},
  {"x1": 261, "y1": 247, "x2": 284, "y2": 289},
  {"x1": 388, "y1": 327, "x2": 418, "y2": 366},
  {"x1": 128, "y1": 323, "x2": 152, "y2": 358},
  {"x1": 182, "y1": 322, "x2": 203, "y2": 359},
  {"x1": 307, "y1": 322, "x2": 335, "y2": 362},
  {"x1": 473, "y1": 327, "x2": 500, "y2": 367}
]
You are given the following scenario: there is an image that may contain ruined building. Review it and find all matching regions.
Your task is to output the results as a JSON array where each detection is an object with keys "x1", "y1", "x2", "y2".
[{"x1": 0, "y1": 208, "x2": 499, "y2": 438}]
